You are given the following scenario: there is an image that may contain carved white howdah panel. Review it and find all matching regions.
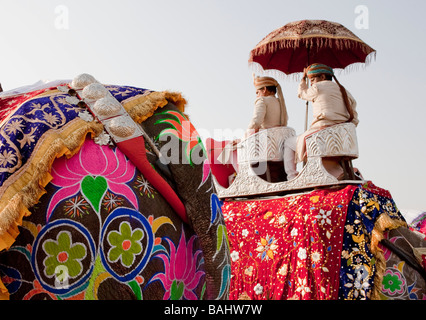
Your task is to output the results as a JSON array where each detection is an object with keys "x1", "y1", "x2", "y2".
[
  {"x1": 214, "y1": 123, "x2": 362, "y2": 199},
  {"x1": 238, "y1": 127, "x2": 296, "y2": 163},
  {"x1": 306, "y1": 123, "x2": 358, "y2": 158}
]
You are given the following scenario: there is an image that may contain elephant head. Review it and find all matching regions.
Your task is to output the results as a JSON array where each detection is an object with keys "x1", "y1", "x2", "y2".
[{"x1": 0, "y1": 76, "x2": 230, "y2": 300}]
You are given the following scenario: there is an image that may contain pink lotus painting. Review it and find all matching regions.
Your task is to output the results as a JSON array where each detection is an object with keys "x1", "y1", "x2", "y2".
[{"x1": 47, "y1": 138, "x2": 138, "y2": 220}]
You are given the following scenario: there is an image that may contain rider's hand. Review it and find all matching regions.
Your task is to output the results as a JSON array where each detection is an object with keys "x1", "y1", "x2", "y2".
[{"x1": 302, "y1": 68, "x2": 308, "y2": 81}]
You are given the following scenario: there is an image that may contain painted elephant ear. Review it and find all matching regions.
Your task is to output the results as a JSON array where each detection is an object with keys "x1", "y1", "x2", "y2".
[{"x1": 142, "y1": 103, "x2": 231, "y2": 300}]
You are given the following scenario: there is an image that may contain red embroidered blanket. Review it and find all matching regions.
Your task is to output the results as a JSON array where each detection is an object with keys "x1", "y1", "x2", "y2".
[{"x1": 223, "y1": 185, "x2": 358, "y2": 300}]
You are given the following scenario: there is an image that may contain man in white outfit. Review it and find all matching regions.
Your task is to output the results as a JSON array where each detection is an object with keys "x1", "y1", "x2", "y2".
[
  {"x1": 284, "y1": 63, "x2": 358, "y2": 180},
  {"x1": 218, "y1": 76, "x2": 289, "y2": 182},
  {"x1": 247, "y1": 76, "x2": 288, "y2": 134}
]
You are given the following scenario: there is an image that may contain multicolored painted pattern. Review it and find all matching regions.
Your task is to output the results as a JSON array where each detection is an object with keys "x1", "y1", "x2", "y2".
[
  {"x1": 0, "y1": 138, "x2": 204, "y2": 299},
  {"x1": 0, "y1": 85, "x2": 230, "y2": 300},
  {"x1": 0, "y1": 85, "x2": 148, "y2": 188}
]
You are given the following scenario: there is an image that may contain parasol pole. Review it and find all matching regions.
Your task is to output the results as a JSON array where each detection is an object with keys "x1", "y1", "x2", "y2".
[
  {"x1": 304, "y1": 45, "x2": 310, "y2": 132},
  {"x1": 304, "y1": 101, "x2": 309, "y2": 131}
]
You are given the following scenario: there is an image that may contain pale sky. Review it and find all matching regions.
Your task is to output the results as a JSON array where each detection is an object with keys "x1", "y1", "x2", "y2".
[{"x1": 1, "y1": 0, "x2": 425, "y2": 220}]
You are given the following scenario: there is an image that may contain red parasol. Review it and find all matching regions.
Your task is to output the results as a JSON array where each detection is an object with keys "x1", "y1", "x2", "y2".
[
  {"x1": 249, "y1": 19, "x2": 376, "y2": 131},
  {"x1": 249, "y1": 19, "x2": 376, "y2": 76}
]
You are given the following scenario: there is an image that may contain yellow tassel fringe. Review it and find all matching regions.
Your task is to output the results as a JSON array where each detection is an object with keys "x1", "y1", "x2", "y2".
[{"x1": 370, "y1": 213, "x2": 407, "y2": 300}]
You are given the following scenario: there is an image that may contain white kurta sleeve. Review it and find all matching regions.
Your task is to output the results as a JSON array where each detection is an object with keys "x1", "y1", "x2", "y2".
[
  {"x1": 348, "y1": 93, "x2": 359, "y2": 126},
  {"x1": 247, "y1": 98, "x2": 267, "y2": 131},
  {"x1": 298, "y1": 80, "x2": 319, "y2": 102}
]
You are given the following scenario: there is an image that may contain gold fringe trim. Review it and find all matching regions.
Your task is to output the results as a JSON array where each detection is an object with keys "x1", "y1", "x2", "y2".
[
  {"x1": 122, "y1": 91, "x2": 187, "y2": 124},
  {"x1": 0, "y1": 119, "x2": 103, "y2": 300},
  {"x1": 0, "y1": 119, "x2": 103, "y2": 250},
  {"x1": 370, "y1": 213, "x2": 407, "y2": 300}
]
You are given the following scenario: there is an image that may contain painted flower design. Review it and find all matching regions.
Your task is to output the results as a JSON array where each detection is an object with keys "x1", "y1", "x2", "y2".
[
  {"x1": 42, "y1": 231, "x2": 86, "y2": 278},
  {"x1": 47, "y1": 138, "x2": 137, "y2": 219},
  {"x1": 134, "y1": 175, "x2": 156, "y2": 198},
  {"x1": 63, "y1": 195, "x2": 90, "y2": 218},
  {"x1": 382, "y1": 269, "x2": 405, "y2": 296},
  {"x1": 156, "y1": 110, "x2": 211, "y2": 188},
  {"x1": 150, "y1": 232, "x2": 205, "y2": 300},
  {"x1": 156, "y1": 110, "x2": 204, "y2": 166},
  {"x1": 107, "y1": 221, "x2": 144, "y2": 267},
  {"x1": 255, "y1": 235, "x2": 278, "y2": 261}
]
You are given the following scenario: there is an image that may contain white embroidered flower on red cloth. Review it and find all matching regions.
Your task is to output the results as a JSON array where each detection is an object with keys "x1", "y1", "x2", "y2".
[
  {"x1": 316, "y1": 209, "x2": 332, "y2": 226},
  {"x1": 242, "y1": 229, "x2": 249, "y2": 237},
  {"x1": 230, "y1": 250, "x2": 240, "y2": 262},
  {"x1": 296, "y1": 277, "x2": 311, "y2": 297},
  {"x1": 297, "y1": 247, "x2": 307, "y2": 260},
  {"x1": 254, "y1": 283, "x2": 263, "y2": 295}
]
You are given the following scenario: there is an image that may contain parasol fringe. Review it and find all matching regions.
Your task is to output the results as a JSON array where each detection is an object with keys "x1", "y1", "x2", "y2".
[
  {"x1": 249, "y1": 62, "x2": 295, "y2": 81},
  {"x1": 249, "y1": 50, "x2": 376, "y2": 81},
  {"x1": 250, "y1": 36, "x2": 375, "y2": 59},
  {"x1": 338, "y1": 51, "x2": 376, "y2": 75}
]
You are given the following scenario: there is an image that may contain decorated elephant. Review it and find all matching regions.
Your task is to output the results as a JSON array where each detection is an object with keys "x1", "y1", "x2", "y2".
[{"x1": 0, "y1": 75, "x2": 230, "y2": 300}]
